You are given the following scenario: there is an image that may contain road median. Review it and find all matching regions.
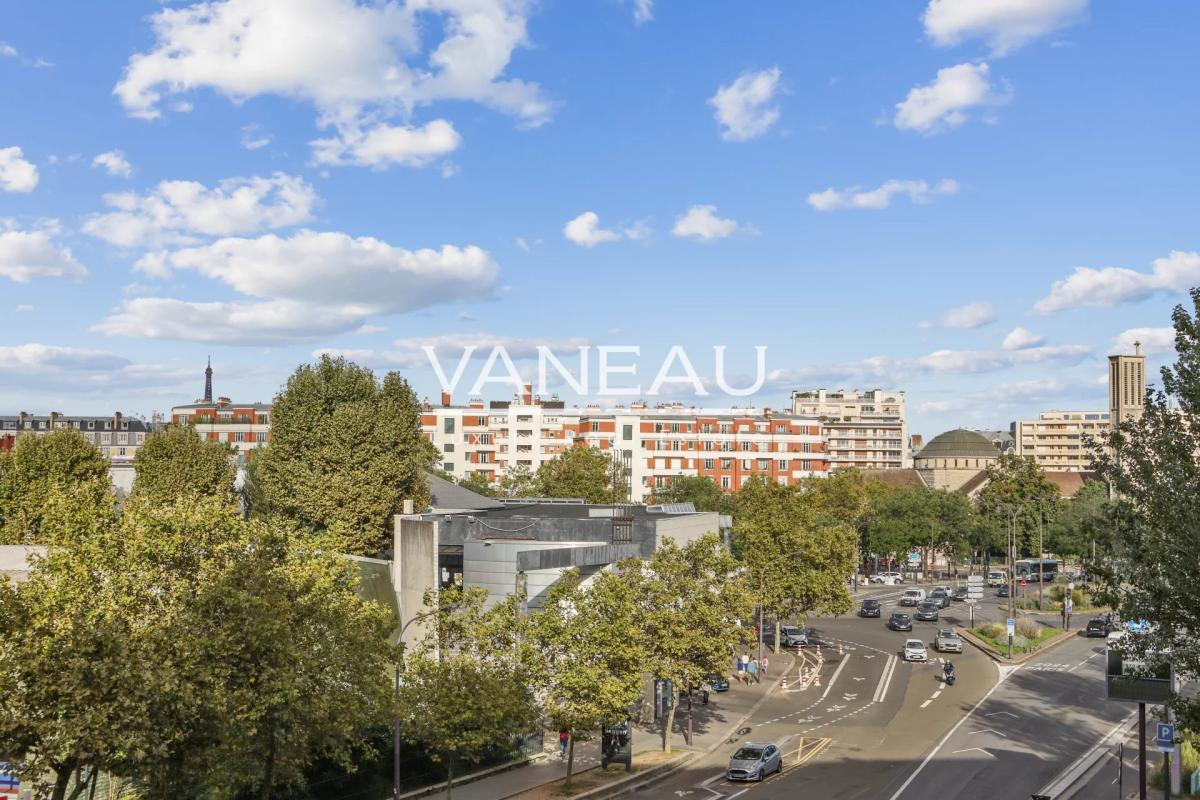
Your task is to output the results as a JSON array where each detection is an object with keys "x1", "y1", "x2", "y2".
[{"x1": 959, "y1": 626, "x2": 1078, "y2": 665}]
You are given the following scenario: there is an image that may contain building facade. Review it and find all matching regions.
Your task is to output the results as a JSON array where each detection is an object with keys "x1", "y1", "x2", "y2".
[
  {"x1": 1014, "y1": 411, "x2": 1110, "y2": 471},
  {"x1": 790, "y1": 389, "x2": 910, "y2": 469},
  {"x1": 1108, "y1": 342, "x2": 1146, "y2": 424},
  {"x1": 0, "y1": 411, "x2": 154, "y2": 465},
  {"x1": 171, "y1": 399, "x2": 273, "y2": 457},
  {"x1": 912, "y1": 428, "x2": 1000, "y2": 492}
]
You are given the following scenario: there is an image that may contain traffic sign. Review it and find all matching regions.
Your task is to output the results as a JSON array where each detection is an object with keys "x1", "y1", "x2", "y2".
[
  {"x1": 1157, "y1": 722, "x2": 1175, "y2": 753},
  {"x1": 1020, "y1": 579, "x2": 1027, "y2": 588},
  {"x1": 967, "y1": 574, "x2": 984, "y2": 583},
  {"x1": 1064, "y1": 598, "x2": 1074, "y2": 613},
  {"x1": 1007, "y1": 618, "x2": 1015, "y2": 636}
]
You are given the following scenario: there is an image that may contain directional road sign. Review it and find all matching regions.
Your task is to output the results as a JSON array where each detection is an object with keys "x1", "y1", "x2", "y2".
[
  {"x1": 1157, "y1": 722, "x2": 1176, "y2": 753},
  {"x1": 1006, "y1": 618, "x2": 1015, "y2": 636}
]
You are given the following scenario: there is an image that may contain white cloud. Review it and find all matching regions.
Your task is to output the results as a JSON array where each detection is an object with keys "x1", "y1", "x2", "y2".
[
  {"x1": 0, "y1": 43, "x2": 17, "y2": 58},
  {"x1": 0, "y1": 221, "x2": 88, "y2": 283},
  {"x1": 632, "y1": 0, "x2": 653, "y2": 24},
  {"x1": 708, "y1": 67, "x2": 782, "y2": 142},
  {"x1": 808, "y1": 178, "x2": 959, "y2": 211},
  {"x1": 1033, "y1": 251, "x2": 1200, "y2": 314},
  {"x1": 92, "y1": 150, "x2": 133, "y2": 178},
  {"x1": 96, "y1": 230, "x2": 499, "y2": 344},
  {"x1": 0, "y1": 146, "x2": 39, "y2": 193},
  {"x1": 240, "y1": 123, "x2": 272, "y2": 150},
  {"x1": 1001, "y1": 327, "x2": 1044, "y2": 350},
  {"x1": 0, "y1": 343, "x2": 196, "y2": 393},
  {"x1": 671, "y1": 205, "x2": 741, "y2": 241},
  {"x1": 14, "y1": 304, "x2": 33, "y2": 312},
  {"x1": 83, "y1": 172, "x2": 318, "y2": 248},
  {"x1": 1113, "y1": 327, "x2": 1175, "y2": 357},
  {"x1": 894, "y1": 62, "x2": 1010, "y2": 134},
  {"x1": 311, "y1": 119, "x2": 460, "y2": 168},
  {"x1": 563, "y1": 212, "x2": 621, "y2": 247},
  {"x1": 623, "y1": 218, "x2": 653, "y2": 242},
  {"x1": 923, "y1": 0, "x2": 1088, "y2": 56},
  {"x1": 115, "y1": 0, "x2": 553, "y2": 164},
  {"x1": 942, "y1": 301, "x2": 996, "y2": 329}
]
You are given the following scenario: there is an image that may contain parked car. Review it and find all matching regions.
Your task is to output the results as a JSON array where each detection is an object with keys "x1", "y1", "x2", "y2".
[
  {"x1": 707, "y1": 675, "x2": 731, "y2": 692},
  {"x1": 997, "y1": 584, "x2": 1011, "y2": 598},
  {"x1": 903, "y1": 639, "x2": 928, "y2": 662},
  {"x1": 859, "y1": 599, "x2": 882, "y2": 618},
  {"x1": 727, "y1": 743, "x2": 782, "y2": 782},
  {"x1": 928, "y1": 589, "x2": 951, "y2": 609},
  {"x1": 934, "y1": 628, "x2": 963, "y2": 653},
  {"x1": 914, "y1": 603, "x2": 940, "y2": 622},
  {"x1": 780, "y1": 625, "x2": 809, "y2": 647},
  {"x1": 952, "y1": 586, "x2": 969, "y2": 601},
  {"x1": 870, "y1": 572, "x2": 904, "y2": 585},
  {"x1": 900, "y1": 588, "x2": 927, "y2": 606},
  {"x1": 1085, "y1": 617, "x2": 1115, "y2": 638},
  {"x1": 888, "y1": 612, "x2": 913, "y2": 632}
]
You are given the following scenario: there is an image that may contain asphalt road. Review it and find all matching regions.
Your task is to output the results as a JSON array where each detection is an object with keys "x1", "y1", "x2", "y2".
[{"x1": 631, "y1": 586, "x2": 1126, "y2": 800}]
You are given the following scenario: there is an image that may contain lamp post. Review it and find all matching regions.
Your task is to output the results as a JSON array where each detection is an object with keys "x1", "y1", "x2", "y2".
[{"x1": 394, "y1": 606, "x2": 443, "y2": 800}]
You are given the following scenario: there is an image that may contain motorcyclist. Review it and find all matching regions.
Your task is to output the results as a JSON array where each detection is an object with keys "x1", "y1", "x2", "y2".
[{"x1": 943, "y1": 661, "x2": 956, "y2": 685}]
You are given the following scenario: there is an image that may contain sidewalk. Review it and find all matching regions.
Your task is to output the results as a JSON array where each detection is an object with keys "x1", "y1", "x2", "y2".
[{"x1": 419, "y1": 739, "x2": 599, "y2": 800}]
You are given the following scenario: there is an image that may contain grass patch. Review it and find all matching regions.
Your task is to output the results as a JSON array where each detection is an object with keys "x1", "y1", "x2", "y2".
[
  {"x1": 507, "y1": 750, "x2": 683, "y2": 800},
  {"x1": 972, "y1": 622, "x2": 1064, "y2": 656}
]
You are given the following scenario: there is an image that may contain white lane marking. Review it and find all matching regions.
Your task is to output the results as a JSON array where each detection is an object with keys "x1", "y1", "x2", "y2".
[
  {"x1": 885, "y1": 667, "x2": 1016, "y2": 800},
  {"x1": 819, "y1": 655, "x2": 851, "y2": 700},
  {"x1": 985, "y1": 711, "x2": 1018, "y2": 718},
  {"x1": 919, "y1": 700, "x2": 932, "y2": 708},
  {"x1": 951, "y1": 747, "x2": 996, "y2": 759},
  {"x1": 874, "y1": 654, "x2": 899, "y2": 703},
  {"x1": 931, "y1": 690, "x2": 942, "y2": 699},
  {"x1": 727, "y1": 788, "x2": 750, "y2": 800},
  {"x1": 1036, "y1": 708, "x2": 1140, "y2": 798},
  {"x1": 1068, "y1": 651, "x2": 1102, "y2": 673},
  {"x1": 968, "y1": 728, "x2": 1008, "y2": 738}
]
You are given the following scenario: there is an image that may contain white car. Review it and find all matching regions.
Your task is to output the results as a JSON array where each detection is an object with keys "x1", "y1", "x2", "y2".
[
  {"x1": 903, "y1": 639, "x2": 928, "y2": 662},
  {"x1": 870, "y1": 572, "x2": 904, "y2": 585}
]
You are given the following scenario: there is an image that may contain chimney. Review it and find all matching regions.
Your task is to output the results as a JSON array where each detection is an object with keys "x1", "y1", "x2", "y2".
[
  {"x1": 441, "y1": 391, "x2": 451, "y2": 407},
  {"x1": 50, "y1": 411, "x2": 61, "y2": 429},
  {"x1": 422, "y1": 397, "x2": 431, "y2": 411},
  {"x1": 217, "y1": 396, "x2": 231, "y2": 408},
  {"x1": 522, "y1": 383, "x2": 532, "y2": 405},
  {"x1": 18, "y1": 411, "x2": 28, "y2": 428}
]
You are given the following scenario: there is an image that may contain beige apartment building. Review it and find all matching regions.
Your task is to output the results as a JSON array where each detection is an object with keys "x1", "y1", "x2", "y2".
[
  {"x1": 790, "y1": 389, "x2": 910, "y2": 469},
  {"x1": 1014, "y1": 411, "x2": 1111, "y2": 472}
]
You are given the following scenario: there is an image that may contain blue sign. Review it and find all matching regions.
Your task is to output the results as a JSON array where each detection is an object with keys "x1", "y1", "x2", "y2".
[
  {"x1": 1157, "y1": 722, "x2": 1175, "y2": 752},
  {"x1": 1127, "y1": 620, "x2": 1150, "y2": 634},
  {"x1": 907, "y1": 551, "x2": 920, "y2": 564},
  {"x1": 0, "y1": 767, "x2": 17, "y2": 790}
]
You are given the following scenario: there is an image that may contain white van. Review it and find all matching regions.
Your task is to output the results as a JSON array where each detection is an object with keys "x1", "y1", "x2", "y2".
[
  {"x1": 899, "y1": 588, "x2": 926, "y2": 606},
  {"x1": 987, "y1": 570, "x2": 1007, "y2": 587}
]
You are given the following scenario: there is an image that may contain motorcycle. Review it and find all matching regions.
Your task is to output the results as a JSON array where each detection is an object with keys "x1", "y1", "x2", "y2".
[{"x1": 943, "y1": 662, "x2": 956, "y2": 686}]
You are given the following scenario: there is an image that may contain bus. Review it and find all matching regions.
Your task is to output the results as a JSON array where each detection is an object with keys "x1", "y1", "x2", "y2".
[{"x1": 1014, "y1": 558, "x2": 1058, "y2": 582}]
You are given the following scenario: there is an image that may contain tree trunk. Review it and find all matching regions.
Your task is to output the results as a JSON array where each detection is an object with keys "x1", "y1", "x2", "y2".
[
  {"x1": 773, "y1": 619, "x2": 781, "y2": 654},
  {"x1": 50, "y1": 759, "x2": 77, "y2": 800},
  {"x1": 663, "y1": 697, "x2": 676, "y2": 753},
  {"x1": 260, "y1": 725, "x2": 277, "y2": 800},
  {"x1": 64, "y1": 765, "x2": 92, "y2": 800},
  {"x1": 446, "y1": 756, "x2": 456, "y2": 800},
  {"x1": 687, "y1": 693, "x2": 694, "y2": 746},
  {"x1": 565, "y1": 736, "x2": 575, "y2": 791}
]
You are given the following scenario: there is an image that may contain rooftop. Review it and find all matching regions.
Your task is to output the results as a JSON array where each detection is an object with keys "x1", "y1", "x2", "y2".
[{"x1": 916, "y1": 429, "x2": 1000, "y2": 460}]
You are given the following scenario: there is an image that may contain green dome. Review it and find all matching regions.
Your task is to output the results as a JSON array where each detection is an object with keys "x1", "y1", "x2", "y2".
[{"x1": 916, "y1": 429, "x2": 998, "y2": 460}]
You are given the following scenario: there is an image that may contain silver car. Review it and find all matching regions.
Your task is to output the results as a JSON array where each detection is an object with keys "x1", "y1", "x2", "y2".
[
  {"x1": 727, "y1": 742, "x2": 783, "y2": 782},
  {"x1": 934, "y1": 628, "x2": 963, "y2": 653}
]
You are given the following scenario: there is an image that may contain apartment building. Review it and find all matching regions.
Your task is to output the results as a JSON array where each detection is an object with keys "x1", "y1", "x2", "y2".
[
  {"x1": 790, "y1": 389, "x2": 910, "y2": 469},
  {"x1": 1109, "y1": 341, "x2": 1146, "y2": 424},
  {"x1": 0, "y1": 411, "x2": 154, "y2": 465},
  {"x1": 171, "y1": 399, "x2": 273, "y2": 457},
  {"x1": 421, "y1": 388, "x2": 827, "y2": 501},
  {"x1": 1014, "y1": 411, "x2": 1110, "y2": 471}
]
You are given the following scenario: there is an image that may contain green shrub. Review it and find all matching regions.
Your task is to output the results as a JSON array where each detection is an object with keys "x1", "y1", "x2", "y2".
[
  {"x1": 1016, "y1": 618, "x2": 1043, "y2": 639},
  {"x1": 980, "y1": 623, "x2": 1005, "y2": 640}
]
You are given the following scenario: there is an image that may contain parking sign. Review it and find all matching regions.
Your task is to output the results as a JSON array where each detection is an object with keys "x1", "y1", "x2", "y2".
[{"x1": 1157, "y1": 722, "x2": 1175, "y2": 753}]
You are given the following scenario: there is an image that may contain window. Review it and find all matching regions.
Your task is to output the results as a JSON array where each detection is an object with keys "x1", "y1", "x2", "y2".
[
  {"x1": 741, "y1": 441, "x2": 751, "y2": 451},
  {"x1": 118, "y1": 448, "x2": 126, "y2": 456},
  {"x1": 778, "y1": 459, "x2": 787, "y2": 470},
  {"x1": 255, "y1": 432, "x2": 267, "y2": 443},
  {"x1": 623, "y1": 424, "x2": 632, "y2": 441},
  {"x1": 235, "y1": 432, "x2": 246, "y2": 442},
  {"x1": 444, "y1": 443, "x2": 455, "y2": 452},
  {"x1": 117, "y1": 433, "x2": 128, "y2": 445},
  {"x1": 721, "y1": 459, "x2": 733, "y2": 469},
  {"x1": 757, "y1": 459, "x2": 770, "y2": 470},
  {"x1": 591, "y1": 421, "x2": 600, "y2": 432},
  {"x1": 101, "y1": 433, "x2": 111, "y2": 444},
  {"x1": 721, "y1": 476, "x2": 731, "y2": 489},
  {"x1": 741, "y1": 459, "x2": 751, "y2": 470},
  {"x1": 442, "y1": 417, "x2": 456, "y2": 434},
  {"x1": 703, "y1": 459, "x2": 715, "y2": 469},
  {"x1": 443, "y1": 463, "x2": 454, "y2": 472}
]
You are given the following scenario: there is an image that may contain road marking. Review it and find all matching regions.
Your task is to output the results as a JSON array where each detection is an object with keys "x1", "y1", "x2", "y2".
[
  {"x1": 985, "y1": 711, "x2": 1018, "y2": 719},
  {"x1": 919, "y1": 700, "x2": 932, "y2": 708},
  {"x1": 951, "y1": 747, "x2": 996, "y2": 759},
  {"x1": 931, "y1": 690, "x2": 942, "y2": 699},
  {"x1": 884, "y1": 665, "x2": 1015, "y2": 800},
  {"x1": 968, "y1": 728, "x2": 1008, "y2": 738},
  {"x1": 872, "y1": 654, "x2": 898, "y2": 703},
  {"x1": 819, "y1": 655, "x2": 850, "y2": 699}
]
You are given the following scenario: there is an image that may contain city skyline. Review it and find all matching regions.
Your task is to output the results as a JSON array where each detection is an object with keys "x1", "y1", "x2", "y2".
[{"x1": 2, "y1": 1, "x2": 1197, "y2": 438}]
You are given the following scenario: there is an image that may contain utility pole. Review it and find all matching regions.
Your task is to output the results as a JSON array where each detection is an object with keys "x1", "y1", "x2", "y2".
[
  {"x1": 1037, "y1": 504, "x2": 1044, "y2": 611},
  {"x1": 1139, "y1": 702, "x2": 1147, "y2": 800}
]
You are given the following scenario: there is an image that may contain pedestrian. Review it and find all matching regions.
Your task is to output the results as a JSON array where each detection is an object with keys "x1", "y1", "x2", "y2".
[
  {"x1": 736, "y1": 652, "x2": 747, "y2": 684},
  {"x1": 748, "y1": 656, "x2": 760, "y2": 684},
  {"x1": 559, "y1": 728, "x2": 569, "y2": 757},
  {"x1": 761, "y1": 655, "x2": 769, "y2": 676}
]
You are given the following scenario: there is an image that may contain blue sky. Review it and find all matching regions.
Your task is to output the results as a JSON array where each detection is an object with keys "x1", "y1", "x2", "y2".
[{"x1": 1, "y1": 0, "x2": 1198, "y2": 438}]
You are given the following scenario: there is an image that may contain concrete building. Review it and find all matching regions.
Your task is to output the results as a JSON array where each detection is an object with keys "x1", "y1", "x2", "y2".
[
  {"x1": 790, "y1": 389, "x2": 909, "y2": 469},
  {"x1": 912, "y1": 428, "x2": 1001, "y2": 492},
  {"x1": 421, "y1": 390, "x2": 828, "y2": 501},
  {"x1": 171, "y1": 361, "x2": 273, "y2": 459},
  {"x1": 1109, "y1": 341, "x2": 1146, "y2": 424},
  {"x1": 0, "y1": 411, "x2": 158, "y2": 493},
  {"x1": 1014, "y1": 411, "x2": 1110, "y2": 471}
]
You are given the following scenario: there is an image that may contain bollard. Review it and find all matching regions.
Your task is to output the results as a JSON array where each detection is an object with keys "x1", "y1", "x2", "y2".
[{"x1": 782, "y1": 676, "x2": 789, "y2": 690}]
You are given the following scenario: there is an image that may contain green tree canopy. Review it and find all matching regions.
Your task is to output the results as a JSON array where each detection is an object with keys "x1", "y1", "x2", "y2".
[
  {"x1": 648, "y1": 475, "x2": 736, "y2": 514},
  {"x1": 456, "y1": 471, "x2": 497, "y2": 497},
  {"x1": 1045, "y1": 479, "x2": 1113, "y2": 561},
  {"x1": 976, "y1": 454, "x2": 1062, "y2": 556},
  {"x1": 130, "y1": 423, "x2": 237, "y2": 506},
  {"x1": 866, "y1": 487, "x2": 976, "y2": 564},
  {"x1": 252, "y1": 355, "x2": 436, "y2": 555},
  {"x1": 534, "y1": 446, "x2": 618, "y2": 503},
  {"x1": 497, "y1": 463, "x2": 535, "y2": 498},
  {"x1": 0, "y1": 429, "x2": 112, "y2": 545},
  {"x1": 1092, "y1": 288, "x2": 1200, "y2": 729}
]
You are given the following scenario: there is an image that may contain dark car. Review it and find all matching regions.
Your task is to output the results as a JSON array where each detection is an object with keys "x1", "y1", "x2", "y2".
[
  {"x1": 928, "y1": 591, "x2": 952, "y2": 610},
  {"x1": 888, "y1": 612, "x2": 913, "y2": 632},
  {"x1": 859, "y1": 599, "x2": 882, "y2": 618},
  {"x1": 914, "y1": 603, "x2": 940, "y2": 622},
  {"x1": 997, "y1": 584, "x2": 1011, "y2": 598},
  {"x1": 952, "y1": 586, "x2": 968, "y2": 601},
  {"x1": 1085, "y1": 617, "x2": 1114, "y2": 638}
]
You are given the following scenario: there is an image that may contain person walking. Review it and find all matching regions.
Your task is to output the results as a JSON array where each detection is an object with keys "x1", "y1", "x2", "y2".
[
  {"x1": 736, "y1": 653, "x2": 747, "y2": 684},
  {"x1": 748, "y1": 656, "x2": 760, "y2": 684},
  {"x1": 761, "y1": 655, "x2": 769, "y2": 677},
  {"x1": 559, "y1": 728, "x2": 569, "y2": 758}
]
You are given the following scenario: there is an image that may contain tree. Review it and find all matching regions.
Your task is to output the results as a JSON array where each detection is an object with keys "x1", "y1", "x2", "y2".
[
  {"x1": 648, "y1": 475, "x2": 735, "y2": 514},
  {"x1": 621, "y1": 535, "x2": 750, "y2": 752},
  {"x1": 527, "y1": 570, "x2": 643, "y2": 789},
  {"x1": 734, "y1": 477, "x2": 856, "y2": 652},
  {"x1": 534, "y1": 447, "x2": 618, "y2": 503},
  {"x1": 457, "y1": 471, "x2": 497, "y2": 497},
  {"x1": 130, "y1": 423, "x2": 237, "y2": 505},
  {"x1": 252, "y1": 355, "x2": 437, "y2": 555},
  {"x1": 866, "y1": 487, "x2": 976, "y2": 571},
  {"x1": 1045, "y1": 479, "x2": 1113, "y2": 562},
  {"x1": 976, "y1": 454, "x2": 1062, "y2": 556},
  {"x1": 497, "y1": 463, "x2": 536, "y2": 498},
  {"x1": 397, "y1": 587, "x2": 537, "y2": 799},
  {"x1": 1091, "y1": 288, "x2": 1200, "y2": 730},
  {"x1": 796, "y1": 470, "x2": 890, "y2": 576},
  {"x1": 0, "y1": 429, "x2": 111, "y2": 544}
]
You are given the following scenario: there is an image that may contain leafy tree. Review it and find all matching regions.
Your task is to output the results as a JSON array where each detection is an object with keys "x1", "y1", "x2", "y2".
[
  {"x1": 976, "y1": 454, "x2": 1062, "y2": 556},
  {"x1": 735, "y1": 477, "x2": 856, "y2": 650},
  {"x1": 1091, "y1": 288, "x2": 1200, "y2": 730},
  {"x1": 252, "y1": 355, "x2": 437, "y2": 555},
  {"x1": 457, "y1": 471, "x2": 497, "y2": 497},
  {"x1": 797, "y1": 470, "x2": 890, "y2": 576},
  {"x1": 1045, "y1": 479, "x2": 1113, "y2": 561},
  {"x1": 497, "y1": 463, "x2": 536, "y2": 498},
  {"x1": 397, "y1": 586, "x2": 537, "y2": 799},
  {"x1": 648, "y1": 475, "x2": 735, "y2": 514},
  {"x1": 0, "y1": 429, "x2": 111, "y2": 544},
  {"x1": 527, "y1": 570, "x2": 643, "y2": 789},
  {"x1": 130, "y1": 423, "x2": 237, "y2": 505},
  {"x1": 621, "y1": 534, "x2": 750, "y2": 752},
  {"x1": 534, "y1": 447, "x2": 619, "y2": 503},
  {"x1": 866, "y1": 487, "x2": 976, "y2": 570}
]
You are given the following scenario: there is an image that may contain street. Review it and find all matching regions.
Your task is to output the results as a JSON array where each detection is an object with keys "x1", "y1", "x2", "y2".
[{"x1": 631, "y1": 586, "x2": 1128, "y2": 800}]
